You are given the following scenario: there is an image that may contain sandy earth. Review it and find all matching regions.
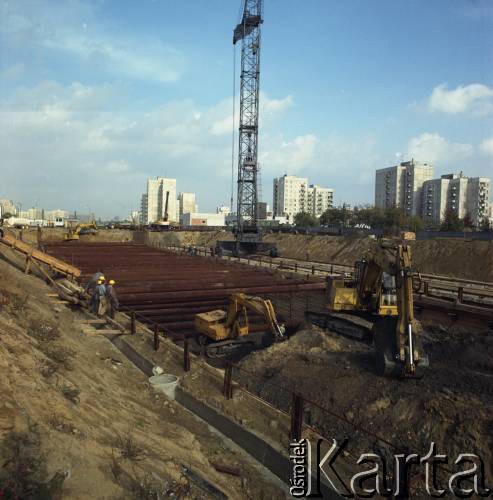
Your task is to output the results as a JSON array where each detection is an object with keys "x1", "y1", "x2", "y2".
[
  {"x1": 147, "y1": 230, "x2": 493, "y2": 282},
  {"x1": 9, "y1": 227, "x2": 493, "y2": 281},
  {"x1": 0, "y1": 256, "x2": 286, "y2": 499},
  {"x1": 237, "y1": 325, "x2": 493, "y2": 490}
]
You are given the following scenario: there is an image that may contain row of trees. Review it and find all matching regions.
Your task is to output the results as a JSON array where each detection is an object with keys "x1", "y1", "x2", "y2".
[{"x1": 293, "y1": 204, "x2": 491, "y2": 232}]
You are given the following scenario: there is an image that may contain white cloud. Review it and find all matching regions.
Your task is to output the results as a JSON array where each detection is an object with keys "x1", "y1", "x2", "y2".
[
  {"x1": 480, "y1": 137, "x2": 493, "y2": 157},
  {"x1": 0, "y1": 63, "x2": 26, "y2": 80},
  {"x1": 428, "y1": 83, "x2": 493, "y2": 115},
  {"x1": 209, "y1": 93, "x2": 294, "y2": 136},
  {"x1": 0, "y1": 79, "x2": 302, "y2": 215},
  {"x1": 406, "y1": 133, "x2": 473, "y2": 164},
  {"x1": 260, "y1": 134, "x2": 318, "y2": 173},
  {"x1": 262, "y1": 94, "x2": 294, "y2": 115},
  {"x1": 0, "y1": 0, "x2": 185, "y2": 83}
]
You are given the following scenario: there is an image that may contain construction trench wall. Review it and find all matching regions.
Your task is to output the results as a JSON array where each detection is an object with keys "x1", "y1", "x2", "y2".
[{"x1": 108, "y1": 332, "x2": 339, "y2": 498}]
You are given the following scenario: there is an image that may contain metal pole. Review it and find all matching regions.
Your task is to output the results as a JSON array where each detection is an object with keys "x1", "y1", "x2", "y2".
[
  {"x1": 183, "y1": 340, "x2": 191, "y2": 372},
  {"x1": 153, "y1": 324, "x2": 160, "y2": 351},
  {"x1": 223, "y1": 362, "x2": 233, "y2": 399},
  {"x1": 130, "y1": 311, "x2": 136, "y2": 335},
  {"x1": 290, "y1": 393, "x2": 304, "y2": 441}
]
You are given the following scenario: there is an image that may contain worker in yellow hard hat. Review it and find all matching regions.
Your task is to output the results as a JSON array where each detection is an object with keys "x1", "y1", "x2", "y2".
[
  {"x1": 94, "y1": 277, "x2": 107, "y2": 316},
  {"x1": 106, "y1": 279, "x2": 119, "y2": 319}
]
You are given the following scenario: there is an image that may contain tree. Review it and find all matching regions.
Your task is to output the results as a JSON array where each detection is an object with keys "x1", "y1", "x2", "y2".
[
  {"x1": 383, "y1": 207, "x2": 407, "y2": 232},
  {"x1": 353, "y1": 205, "x2": 385, "y2": 228},
  {"x1": 440, "y1": 208, "x2": 463, "y2": 231},
  {"x1": 480, "y1": 217, "x2": 491, "y2": 232},
  {"x1": 2, "y1": 212, "x2": 13, "y2": 219},
  {"x1": 294, "y1": 211, "x2": 319, "y2": 227},
  {"x1": 407, "y1": 215, "x2": 424, "y2": 232},
  {"x1": 320, "y1": 204, "x2": 352, "y2": 227},
  {"x1": 463, "y1": 212, "x2": 474, "y2": 229}
]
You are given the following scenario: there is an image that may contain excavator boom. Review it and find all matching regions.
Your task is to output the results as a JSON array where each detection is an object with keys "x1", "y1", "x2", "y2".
[
  {"x1": 312, "y1": 239, "x2": 428, "y2": 378},
  {"x1": 195, "y1": 293, "x2": 285, "y2": 357}
]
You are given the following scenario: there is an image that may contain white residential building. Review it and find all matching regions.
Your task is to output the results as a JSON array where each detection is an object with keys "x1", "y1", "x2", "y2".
[
  {"x1": 0, "y1": 199, "x2": 17, "y2": 216},
  {"x1": 19, "y1": 207, "x2": 44, "y2": 220},
  {"x1": 307, "y1": 185, "x2": 334, "y2": 217},
  {"x1": 44, "y1": 209, "x2": 70, "y2": 221},
  {"x1": 273, "y1": 175, "x2": 308, "y2": 222},
  {"x1": 142, "y1": 177, "x2": 177, "y2": 224},
  {"x1": 375, "y1": 159, "x2": 434, "y2": 216},
  {"x1": 178, "y1": 192, "x2": 197, "y2": 217},
  {"x1": 422, "y1": 173, "x2": 490, "y2": 226},
  {"x1": 273, "y1": 175, "x2": 334, "y2": 221},
  {"x1": 140, "y1": 194, "x2": 148, "y2": 224},
  {"x1": 217, "y1": 205, "x2": 231, "y2": 215}
]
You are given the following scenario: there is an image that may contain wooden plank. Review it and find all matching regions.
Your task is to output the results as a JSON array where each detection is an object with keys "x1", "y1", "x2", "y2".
[
  {"x1": 82, "y1": 328, "x2": 122, "y2": 335},
  {"x1": 0, "y1": 233, "x2": 81, "y2": 277}
]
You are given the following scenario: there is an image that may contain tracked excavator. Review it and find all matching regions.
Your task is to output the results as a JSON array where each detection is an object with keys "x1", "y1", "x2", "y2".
[
  {"x1": 195, "y1": 293, "x2": 286, "y2": 358},
  {"x1": 306, "y1": 240, "x2": 429, "y2": 378},
  {"x1": 64, "y1": 221, "x2": 98, "y2": 241}
]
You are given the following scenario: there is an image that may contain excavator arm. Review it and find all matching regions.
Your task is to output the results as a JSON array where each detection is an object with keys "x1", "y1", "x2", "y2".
[
  {"x1": 194, "y1": 293, "x2": 285, "y2": 357},
  {"x1": 225, "y1": 293, "x2": 285, "y2": 341},
  {"x1": 363, "y1": 240, "x2": 428, "y2": 377}
]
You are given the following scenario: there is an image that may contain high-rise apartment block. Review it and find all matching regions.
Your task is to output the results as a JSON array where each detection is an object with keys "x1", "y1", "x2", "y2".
[
  {"x1": 273, "y1": 175, "x2": 334, "y2": 221},
  {"x1": 178, "y1": 192, "x2": 197, "y2": 217},
  {"x1": 141, "y1": 177, "x2": 177, "y2": 224},
  {"x1": 307, "y1": 185, "x2": 334, "y2": 218},
  {"x1": 422, "y1": 173, "x2": 490, "y2": 226},
  {"x1": 375, "y1": 160, "x2": 434, "y2": 216}
]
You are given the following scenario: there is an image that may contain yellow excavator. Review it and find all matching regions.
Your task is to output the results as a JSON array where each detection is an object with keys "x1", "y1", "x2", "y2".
[
  {"x1": 64, "y1": 221, "x2": 98, "y2": 241},
  {"x1": 307, "y1": 240, "x2": 429, "y2": 378},
  {"x1": 195, "y1": 293, "x2": 286, "y2": 357}
]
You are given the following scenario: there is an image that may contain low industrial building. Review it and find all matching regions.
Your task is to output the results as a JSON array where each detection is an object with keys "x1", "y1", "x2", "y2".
[{"x1": 180, "y1": 212, "x2": 225, "y2": 227}]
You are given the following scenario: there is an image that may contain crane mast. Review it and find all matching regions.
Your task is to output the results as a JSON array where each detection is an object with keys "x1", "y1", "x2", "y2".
[
  {"x1": 234, "y1": 0, "x2": 262, "y2": 247},
  {"x1": 220, "y1": 0, "x2": 276, "y2": 256}
]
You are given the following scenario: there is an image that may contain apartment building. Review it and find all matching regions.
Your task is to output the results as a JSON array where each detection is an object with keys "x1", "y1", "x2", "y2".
[
  {"x1": 307, "y1": 185, "x2": 334, "y2": 217},
  {"x1": 273, "y1": 175, "x2": 334, "y2": 221},
  {"x1": 0, "y1": 199, "x2": 17, "y2": 216},
  {"x1": 422, "y1": 173, "x2": 490, "y2": 226},
  {"x1": 375, "y1": 160, "x2": 434, "y2": 216},
  {"x1": 178, "y1": 192, "x2": 197, "y2": 217},
  {"x1": 141, "y1": 177, "x2": 177, "y2": 224}
]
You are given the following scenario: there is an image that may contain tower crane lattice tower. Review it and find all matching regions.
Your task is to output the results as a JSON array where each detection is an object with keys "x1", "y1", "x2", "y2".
[{"x1": 219, "y1": 0, "x2": 276, "y2": 256}]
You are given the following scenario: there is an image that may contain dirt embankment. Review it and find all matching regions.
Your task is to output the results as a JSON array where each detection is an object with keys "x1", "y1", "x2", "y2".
[
  {"x1": 149, "y1": 231, "x2": 493, "y2": 282},
  {"x1": 0, "y1": 256, "x2": 284, "y2": 499},
  {"x1": 12, "y1": 227, "x2": 493, "y2": 282},
  {"x1": 237, "y1": 325, "x2": 493, "y2": 487}
]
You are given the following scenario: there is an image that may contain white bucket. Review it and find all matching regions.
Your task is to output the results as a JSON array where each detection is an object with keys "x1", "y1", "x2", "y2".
[{"x1": 149, "y1": 373, "x2": 178, "y2": 400}]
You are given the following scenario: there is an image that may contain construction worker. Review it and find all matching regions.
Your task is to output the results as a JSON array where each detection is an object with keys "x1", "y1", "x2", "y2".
[
  {"x1": 85, "y1": 270, "x2": 104, "y2": 294},
  {"x1": 106, "y1": 279, "x2": 119, "y2": 319},
  {"x1": 86, "y1": 271, "x2": 104, "y2": 312},
  {"x1": 95, "y1": 278, "x2": 107, "y2": 316}
]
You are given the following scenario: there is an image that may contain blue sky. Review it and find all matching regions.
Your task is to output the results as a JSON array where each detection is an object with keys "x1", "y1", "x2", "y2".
[{"x1": 1, "y1": 0, "x2": 492, "y2": 218}]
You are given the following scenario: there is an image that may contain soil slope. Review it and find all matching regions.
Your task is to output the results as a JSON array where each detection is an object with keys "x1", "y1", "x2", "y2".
[
  {"x1": 0, "y1": 256, "x2": 284, "y2": 499},
  {"x1": 238, "y1": 325, "x2": 493, "y2": 488}
]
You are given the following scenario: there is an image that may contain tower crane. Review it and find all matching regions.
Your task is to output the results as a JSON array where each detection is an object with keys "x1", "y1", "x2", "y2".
[{"x1": 218, "y1": 0, "x2": 277, "y2": 256}]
